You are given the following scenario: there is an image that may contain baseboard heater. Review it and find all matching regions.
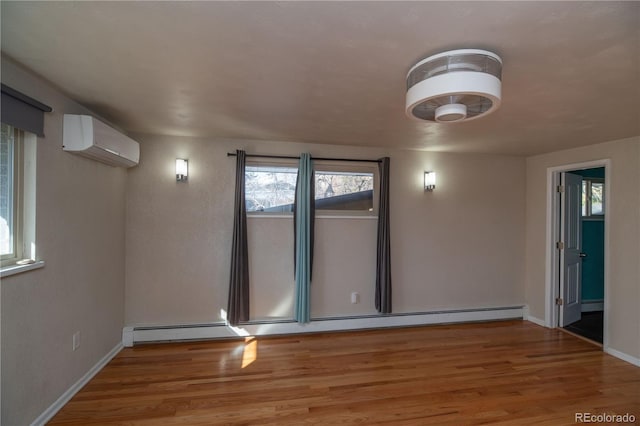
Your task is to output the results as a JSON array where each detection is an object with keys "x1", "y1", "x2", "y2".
[{"x1": 123, "y1": 306, "x2": 525, "y2": 347}]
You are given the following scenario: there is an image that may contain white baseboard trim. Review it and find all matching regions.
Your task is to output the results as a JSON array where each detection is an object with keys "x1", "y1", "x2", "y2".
[
  {"x1": 526, "y1": 316, "x2": 547, "y2": 327},
  {"x1": 604, "y1": 347, "x2": 640, "y2": 367},
  {"x1": 581, "y1": 300, "x2": 604, "y2": 312},
  {"x1": 123, "y1": 306, "x2": 525, "y2": 346},
  {"x1": 30, "y1": 343, "x2": 123, "y2": 426}
]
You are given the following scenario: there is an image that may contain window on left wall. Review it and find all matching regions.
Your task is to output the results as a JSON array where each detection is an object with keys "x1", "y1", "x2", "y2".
[
  {"x1": 1, "y1": 124, "x2": 23, "y2": 265},
  {"x1": 1, "y1": 123, "x2": 36, "y2": 269}
]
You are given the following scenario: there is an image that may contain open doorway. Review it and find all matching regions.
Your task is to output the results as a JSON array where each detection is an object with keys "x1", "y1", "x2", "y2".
[
  {"x1": 561, "y1": 168, "x2": 605, "y2": 343},
  {"x1": 546, "y1": 160, "x2": 609, "y2": 348}
]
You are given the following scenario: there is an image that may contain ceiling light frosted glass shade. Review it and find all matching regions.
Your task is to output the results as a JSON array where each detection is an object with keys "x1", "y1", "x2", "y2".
[
  {"x1": 435, "y1": 103, "x2": 467, "y2": 122},
  {"x1": 406, "y1": 49, "x2": 502, "y2": 123}
]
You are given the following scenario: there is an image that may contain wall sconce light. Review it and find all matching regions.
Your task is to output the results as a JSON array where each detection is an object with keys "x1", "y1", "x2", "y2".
[
  {"x1": 424, "y1": 171, "x2": 436, "y2": 192},
  {"x1": 176, "y1": 158, "x2": 188, "y2": 182}
]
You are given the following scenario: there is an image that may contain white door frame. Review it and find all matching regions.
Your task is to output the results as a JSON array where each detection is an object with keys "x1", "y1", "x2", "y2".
[{"x1": 544, "y1": 159, "x2": 610, "y2": 348}]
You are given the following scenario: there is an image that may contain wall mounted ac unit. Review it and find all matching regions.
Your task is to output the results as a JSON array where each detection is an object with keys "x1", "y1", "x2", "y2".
[{"x1": 63, "y1": 114, "x2": 140, "y2": 168}]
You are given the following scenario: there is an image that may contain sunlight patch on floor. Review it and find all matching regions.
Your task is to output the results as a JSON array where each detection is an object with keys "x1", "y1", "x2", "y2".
[{"x1": 242, "y1": 336, "x2": 257, "y2": 368}]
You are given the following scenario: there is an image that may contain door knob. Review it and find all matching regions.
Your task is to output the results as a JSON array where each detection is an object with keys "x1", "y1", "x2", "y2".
[{"x1": 579, "y1": 252, "x2": 587, "y2": 258}]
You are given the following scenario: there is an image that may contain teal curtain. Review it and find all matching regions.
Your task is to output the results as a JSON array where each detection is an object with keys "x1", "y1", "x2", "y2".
[{"x1": 294, "y1": 153, "x2": 314, "y2": 323}]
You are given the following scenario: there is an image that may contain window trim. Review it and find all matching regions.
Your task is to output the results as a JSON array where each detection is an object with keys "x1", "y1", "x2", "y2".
[
  {"x1": 582, "y1": 177, "x2": 605, "y2": 219},
  {"x1": 245, "y1": 159, "x2": 379, "y2": 218},
  {"x1": 245, "y1": 159, "x2": 298, "y2": 215},
  {"x1": 1, "y1": 125, "x2": 24, "y2": 267},
  {"x1": 313, "y1": 160, "x2": 378, "y2": 217},
  {"x1": 1, "y1": 260, "x2": 45, "y2": 278},
  {"x1": 1, "y1": 125, "x2": 37, "y2": 274}
]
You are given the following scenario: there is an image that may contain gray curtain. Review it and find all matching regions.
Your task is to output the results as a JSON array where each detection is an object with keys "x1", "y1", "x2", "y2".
[
  {"x1": 375, "y1": 157, "x2": 392, "y2": 313},
  {"x1": 227, "y1": 150, "x2": 250, "y2": 325}
]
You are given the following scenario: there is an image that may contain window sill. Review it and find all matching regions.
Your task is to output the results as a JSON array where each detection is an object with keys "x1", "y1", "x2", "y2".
[{"x1": 1, "y1": 260, "x2": 45, "y2": 278}]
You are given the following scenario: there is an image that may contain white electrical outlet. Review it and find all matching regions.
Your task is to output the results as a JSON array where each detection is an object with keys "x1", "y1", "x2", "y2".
[
  {"x1": 351, "y1": 292, "x2": 359, "y2": 304},
  {"x1": 72, "y1": 331, "x2": 80, "y2": 351}
]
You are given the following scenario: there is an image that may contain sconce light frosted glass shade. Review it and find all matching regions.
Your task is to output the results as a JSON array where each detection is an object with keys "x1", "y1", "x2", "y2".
[
  {"x1": 424, "y1": 171, "x2": 436, "y2": 192},
  {"x1": 176, "y1": 158, "x2": 188, "y2": 182}
]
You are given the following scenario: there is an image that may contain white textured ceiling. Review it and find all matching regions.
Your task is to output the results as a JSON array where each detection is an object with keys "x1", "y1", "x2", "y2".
[{"x1": 1, "y1": 1, "x2": 639, "y2": 156}]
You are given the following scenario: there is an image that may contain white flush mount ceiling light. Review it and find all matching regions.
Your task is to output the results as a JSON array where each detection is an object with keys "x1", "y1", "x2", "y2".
[{"x1": 405, "y1": 49, "x2": 502, "y2": 123}]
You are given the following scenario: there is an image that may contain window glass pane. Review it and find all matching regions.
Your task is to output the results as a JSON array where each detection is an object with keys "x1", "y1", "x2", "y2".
[
  {"x1": 245, "y1": 163, "x2": 376, "y2": 214},
  {"x1": 591, "y1": 182, "x2": 604, "y2": 215},
  {"x1": 581, "y1": 181, "x2": 588, "y2": 216},
  {"x1": 245, "y1": 165, "x2": 297, "y2": 212},
  {"x1": 1, "y1": 123, "x2": 15, "y2": 256},
  {"x1": 315, "y1": 170, "x2": 374, "y2": 211}
]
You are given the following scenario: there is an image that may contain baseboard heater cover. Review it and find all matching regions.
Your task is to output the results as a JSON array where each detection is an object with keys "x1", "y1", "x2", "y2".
[{"x1": 123, "y1": 306, "x2": 525, "y2": 346}]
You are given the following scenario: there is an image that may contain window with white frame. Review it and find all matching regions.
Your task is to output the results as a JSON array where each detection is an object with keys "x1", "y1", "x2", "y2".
[
  {"x1": 314, "y1": 163, "x2": 376, "y2": 214},
  {"x1": 0, "y1": 85, "x2": 47, "y2": 274},
  {"x1": 582, "y1": 178, "x2": 604, "y2": 218},
  {"x1": 245, "y1": 161, "x2": 377, "y2": 215},
  {"x1": 1, "y1": 122, "x2": 37, "y2": 271},
  {"x1": 245, "y1": 164, "x2": 298, "y2": 213},
  {"x1": 1, "y1": 123, "x2": 23, "y2": 266}
]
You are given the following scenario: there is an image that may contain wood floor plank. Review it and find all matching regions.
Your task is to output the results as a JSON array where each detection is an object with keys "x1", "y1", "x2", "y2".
[{"x1": 49, "y1": 321, "x2": 640, "y2": 425}]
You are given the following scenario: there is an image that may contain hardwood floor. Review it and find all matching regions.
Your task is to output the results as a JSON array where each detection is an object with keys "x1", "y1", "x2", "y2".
[{"x1": 50, "y1": 321, "x2": 640, "y2": 425}]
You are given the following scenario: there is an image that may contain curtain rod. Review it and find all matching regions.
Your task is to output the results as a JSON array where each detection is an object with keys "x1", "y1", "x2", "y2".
[{"x1": 226, "y1": 152, "x2": 382, "y2": 163}]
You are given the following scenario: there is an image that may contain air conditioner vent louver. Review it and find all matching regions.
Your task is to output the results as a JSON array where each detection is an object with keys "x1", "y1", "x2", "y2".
[{"x1": 405, "y1": 49, "x2": 503, "y2": 123}]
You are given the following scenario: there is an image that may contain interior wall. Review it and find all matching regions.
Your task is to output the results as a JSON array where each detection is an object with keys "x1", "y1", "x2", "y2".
[
  {"x1": 125, "y1": 135, "x2": 526, "y2": 326},
  {"x1": 0, "y1": 58, "x2": 127, "y2": 425},
  {"x1": 525, "y1": 136, "x2": 640, "y2": 359}
]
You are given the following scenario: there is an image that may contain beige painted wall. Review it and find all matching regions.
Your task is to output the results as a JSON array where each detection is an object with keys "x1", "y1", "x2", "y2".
[
  {"x1": 0, "y1": 59, "x2": 127, "y2": 425},
  {"x1": 525, "y1": 136, "x2": 640, "y2": 359},
  {"x1": 125, "y1": 135, "x2": 526, "y2": 326}
]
